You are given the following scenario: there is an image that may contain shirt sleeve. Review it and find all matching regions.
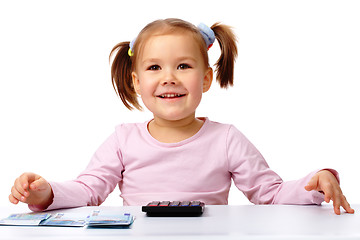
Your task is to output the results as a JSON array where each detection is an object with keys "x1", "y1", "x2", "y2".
[
  {"x1": 226, "y1": 125, "x2": 336, "y2": 205},
  {"x1": 29, "y1": 131, "x2": 124, "y2": 211}
]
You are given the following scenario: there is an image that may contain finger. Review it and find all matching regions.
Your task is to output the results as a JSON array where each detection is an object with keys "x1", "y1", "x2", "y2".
[
  {"x1": 30, "y1": 178, "x2": 47, "y2": 191},
  {"x1": 13, "y1": 178, "x2": 29, "y2": 198},
  {"x1": 330, "y1": 188, "x2": 342, "y2": 215},
  {"x1": 11, "y1": 186, "x2": 26, "y2": 203},
  {"x1": 332, "y1": 195, "x2": 341, "y2": 215},
  {"x1": 323, "y1": 189, "x2": 333, "y2": 203},
  {"x1": 19, "y1": 172, "x2": 41, "y2": 195},
  {"x1": 20, "y1": 172, "x2": 39, "y2": 188},
  {"x1": 8, "y1": 194, "x2": 19, "y2": 204},
  {"x1": 305, "y1": 176, "x2": 318, "y2": 191},
  {"x1": 333, "y1": 205, "x2": 341, "y2": 215},
  {"x1": 304, "y1": 184, "x2": 315, "y2": 191},
  {"x1": 19, "y1": 173, "x2": 31, "y2": 189},
  {"x1": 318, "y1": 180, "x2": 334, "y2": 203},
  {"x1": 341, "y1": 196, "x2": 355, "y2": 214}
]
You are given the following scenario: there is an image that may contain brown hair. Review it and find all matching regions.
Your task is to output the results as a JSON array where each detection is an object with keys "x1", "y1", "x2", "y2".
[{"x1": 110, "y1": 18, "x2": 238, "y2": 110}]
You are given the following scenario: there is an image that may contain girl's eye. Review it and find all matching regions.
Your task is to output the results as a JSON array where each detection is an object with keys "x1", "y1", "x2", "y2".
[
  {"x1": 147, "y1": 65, "x2": 161, "y2": 71},
  {"x1": 177, "y1": 63, "x2": 191, "y2": 70}
]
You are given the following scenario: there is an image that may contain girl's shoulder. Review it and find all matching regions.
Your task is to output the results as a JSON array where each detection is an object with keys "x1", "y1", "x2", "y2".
[
  {"x1": 206, "y1": 119, "x2": 250, "y2": 143},
  {"x1": 114, "y1": 120, "x2": 149, "y2": 135},
  {"x1": 115, "y1": 121, "x2": 147, "y2": 129},
  {"x1": 194, "y1": 118, "x2": 248, "y2": 143},
  {"x1": 205, "y1": 118, "x2": 239, "y2": 132}
]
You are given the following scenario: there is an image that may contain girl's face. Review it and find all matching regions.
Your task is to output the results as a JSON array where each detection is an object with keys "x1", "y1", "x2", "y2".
[{"x1": 132, "y1": 33, "x2": 213, "y2": 122}]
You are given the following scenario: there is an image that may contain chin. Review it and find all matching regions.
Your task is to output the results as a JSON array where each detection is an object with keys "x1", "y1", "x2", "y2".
[{"x1": 157, "y1": 111, "x2": 194, "y2": 122}]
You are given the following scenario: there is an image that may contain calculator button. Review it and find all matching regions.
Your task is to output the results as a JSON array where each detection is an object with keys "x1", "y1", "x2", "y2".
[
  {"x1": 190, "y1": 201, "x2": 201, "y2": 206},
  {"x1": 148, "y1": 201, "x2": 160, "y2": 206},
  {"x1": 180, "y1": 201, "x2": 190, "y2": 206},
  {"x1": 169, "y1": 201, "x2": 180, "y2": 206},
  {"x1": 159, "y1": 201, "x2": 170, "y2": 206}
]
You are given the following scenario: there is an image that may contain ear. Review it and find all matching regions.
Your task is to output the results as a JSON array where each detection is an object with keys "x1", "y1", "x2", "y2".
[
  {"x1": 202, "y1": 67, "x2": 213, "y2": 93},
  {"x1": 132, "y1": 72, "x2": 141, "y2": 95}
]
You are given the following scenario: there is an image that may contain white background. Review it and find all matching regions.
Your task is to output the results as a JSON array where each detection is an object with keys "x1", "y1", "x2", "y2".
[{"x1": 0, "y1": 0, "x2": 359, "y2": 208}]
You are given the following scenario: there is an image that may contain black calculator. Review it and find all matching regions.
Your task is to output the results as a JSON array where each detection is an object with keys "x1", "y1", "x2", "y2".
[{"x1": 142, "y1": 201, "x2": 205, "y2": 217}]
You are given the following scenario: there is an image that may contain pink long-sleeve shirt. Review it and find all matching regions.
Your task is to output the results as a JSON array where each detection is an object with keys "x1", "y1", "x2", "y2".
[{"x1": 32, "y1": 118, "x2": 331, "y2": 211}]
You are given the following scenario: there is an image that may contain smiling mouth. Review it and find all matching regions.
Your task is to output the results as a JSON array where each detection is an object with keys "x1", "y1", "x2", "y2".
[{"x1": 157, "y1": 93, "x2": 186, "y2": 99}]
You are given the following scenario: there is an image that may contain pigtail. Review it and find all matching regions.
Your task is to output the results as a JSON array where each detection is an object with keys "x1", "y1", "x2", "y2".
[
  {"x1": 211, "y1": 23, "x2": 238, "y2": 88},
  {"x1": 109, "y1": 42, "x2": 141, "y2": 110}
]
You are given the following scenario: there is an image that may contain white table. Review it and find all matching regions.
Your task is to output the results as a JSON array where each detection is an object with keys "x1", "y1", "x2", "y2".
[{"x1": 0, "y1": 204, "x2": 359, "y2": 239}]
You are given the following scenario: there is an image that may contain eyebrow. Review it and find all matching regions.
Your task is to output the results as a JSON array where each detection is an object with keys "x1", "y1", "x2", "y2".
[
  {"x1": 141, "y1": 56, "x2": 197, "y2": 65},
  {"x1": 177, "y1": 56, "x2": 197, "y2": 63},
  {"x1": 141, "y1": 58, "x2": 161, "y2": 65}
]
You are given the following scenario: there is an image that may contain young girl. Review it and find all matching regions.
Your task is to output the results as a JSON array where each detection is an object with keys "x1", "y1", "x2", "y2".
[{"x1": 9, "y1": 18, "x2": 354, "y2": 215}]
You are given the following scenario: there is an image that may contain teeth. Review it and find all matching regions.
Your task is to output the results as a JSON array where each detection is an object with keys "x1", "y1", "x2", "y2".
[{"x1": 159, "y1": 93, "x2": 183, "y2": 98}]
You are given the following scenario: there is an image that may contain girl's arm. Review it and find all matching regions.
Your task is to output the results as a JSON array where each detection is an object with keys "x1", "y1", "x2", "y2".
[
  {"x1": 226, "y1": 125, "x2": 353, "y2": 214},
  {"x1": 10, "y1": 131, "x2": 124, "y2": 211},
  {"x1": 43, "y1": 132, "x2": 123, "y2": 211}
]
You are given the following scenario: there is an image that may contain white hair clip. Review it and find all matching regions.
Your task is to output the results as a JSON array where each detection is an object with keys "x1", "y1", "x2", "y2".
[{"x1": 197, "y1": 23, "x2": 215, "y2": 50}]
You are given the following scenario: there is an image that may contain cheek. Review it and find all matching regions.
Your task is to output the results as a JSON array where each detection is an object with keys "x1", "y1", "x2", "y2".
[
  {"x1": 137, "y1": 78, "x2": 158, "y2": 107},
  {"x1": 188, "y1": 74, "x2": 205, "y2": 96}
]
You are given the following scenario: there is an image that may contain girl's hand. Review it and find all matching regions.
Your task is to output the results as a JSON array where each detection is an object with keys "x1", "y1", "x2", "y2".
[
  {"x1": 305, "y1": 170, "x2": 355, "y2": 215},
  {"x1": 9, "y1": 172, "x2": 53, "y2": 209}
]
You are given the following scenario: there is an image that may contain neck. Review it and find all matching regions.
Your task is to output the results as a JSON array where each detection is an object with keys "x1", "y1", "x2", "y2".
[{"x1": 148, "y1": 114, "x2": 204, "y2": 143}]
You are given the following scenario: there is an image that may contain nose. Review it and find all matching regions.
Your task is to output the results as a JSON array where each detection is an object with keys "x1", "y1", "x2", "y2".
[
  {"x1": 161, "y1": 69, "x2": 177, "y2": 86},
  {"x1": 161, "y1": 79, "x2": 176, "y2": 86}
]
